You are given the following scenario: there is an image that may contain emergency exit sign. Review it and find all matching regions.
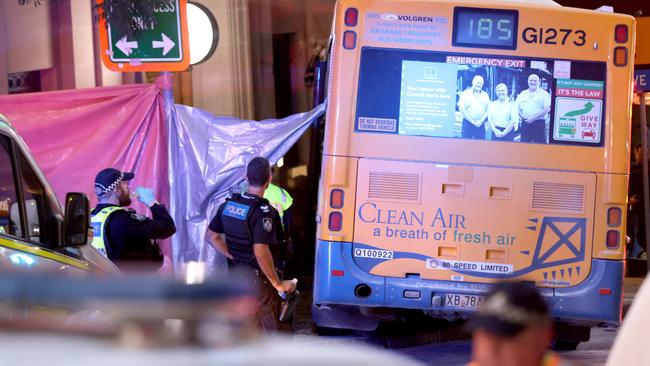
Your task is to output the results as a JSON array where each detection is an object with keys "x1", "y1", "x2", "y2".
[{"x1": 98, "y1": 0, "x2": 190, "y2": 72}]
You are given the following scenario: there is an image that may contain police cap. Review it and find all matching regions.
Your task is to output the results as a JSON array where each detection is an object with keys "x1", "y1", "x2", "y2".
[{"x1": 94, "y1": 168, "x2": 134, "y2": 196}]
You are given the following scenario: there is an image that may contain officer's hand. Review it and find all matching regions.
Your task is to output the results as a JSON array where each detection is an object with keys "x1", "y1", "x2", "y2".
[
  {"x1": 278, "y1": 279, "x2": 297, "y2": 294},
  {"x1": 135, "y1": 187, "x2": 157, "y2": 207}
]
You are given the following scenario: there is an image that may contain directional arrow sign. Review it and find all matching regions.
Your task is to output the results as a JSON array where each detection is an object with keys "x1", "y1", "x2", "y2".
[
  {"x1": 116, "y1": 36, "x2": 138, "y2": 56},
  {"x1": 152, "y1": 33, "x2": 175, "y2": 56},
  {"x1": 98, "y1": 0, "x2": 190, "y2": 72}
]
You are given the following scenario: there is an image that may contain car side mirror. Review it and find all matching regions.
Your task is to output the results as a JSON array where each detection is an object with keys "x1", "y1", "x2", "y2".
[{"x1": 64, "y1": 192, "x2": 89, "y2": 246}]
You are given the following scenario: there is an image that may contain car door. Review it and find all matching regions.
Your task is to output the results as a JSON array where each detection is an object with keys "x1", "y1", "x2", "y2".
[{"x1": 0, "y1": 131, "x2": 90, "y2": 274}]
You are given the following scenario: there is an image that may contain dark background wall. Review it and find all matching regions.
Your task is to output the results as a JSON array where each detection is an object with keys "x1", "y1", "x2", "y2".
[{"x1": 556, "y1": 1, "x2": 647, "y2": 16}]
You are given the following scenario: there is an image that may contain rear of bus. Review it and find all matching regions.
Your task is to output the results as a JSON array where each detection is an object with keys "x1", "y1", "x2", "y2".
[{"x1": 313, "y1": 0, "x2": 636, "y2": 335}]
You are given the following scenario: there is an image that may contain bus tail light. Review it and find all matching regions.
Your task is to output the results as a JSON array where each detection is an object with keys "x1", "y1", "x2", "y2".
[
  {"x1": 343, "y1": 31, "x2": 357, "y2": 50},
  {"x1": 329, "y1": 212, "x2": 343, "y2": 231},
  {"x1": 599, "y1": 288, "x2": 612, "y2": 296},
  {"x1": 345, "y1": 8, "x2": 359, "y2": 27},
  {"x1": 331, "y1": 269, "x2": 345, "y2": 276},
  {"x1": 330, "y1": 189, "x2": 344, "y2": 209},
  {"x1": 607, "y1": 207, "x2": 622, "y2": 227},
  {"x1": 606, "y1": 230, "x2": 620, "y2": 249},
  {"x1": 614, "y1": 24, "x2": 628, "y2": 43},
  {"x1": 613, "y1": 47, "x2": 627, "y2": 66}
]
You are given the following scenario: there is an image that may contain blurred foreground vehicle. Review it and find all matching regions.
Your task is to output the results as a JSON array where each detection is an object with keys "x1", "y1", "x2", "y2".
[
  {"x1": 0, "y1": 272, "x2": 424, "y2": 366},
  {"x1": 0, "y1": 113, "x2": 117, "y2": 275}
]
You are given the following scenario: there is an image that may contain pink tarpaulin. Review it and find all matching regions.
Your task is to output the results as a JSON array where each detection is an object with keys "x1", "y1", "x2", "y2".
[{"x1": 0, "y1": 83, "x2": 170, "y2": 256}]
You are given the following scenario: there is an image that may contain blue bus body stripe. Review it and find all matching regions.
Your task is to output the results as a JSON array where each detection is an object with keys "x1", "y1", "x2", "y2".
[{"x1": 314, "y1": 240, "x2": 622, "y2": 325}]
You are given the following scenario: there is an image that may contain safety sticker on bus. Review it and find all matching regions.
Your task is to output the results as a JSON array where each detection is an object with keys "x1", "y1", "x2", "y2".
[
  {"x1": 426, "y1": 258, "x2": 513, "y2": 274},
  {"x1": 357, "y1": 117, "x2": 397, "y2": 133},
  {"x1": 354, "y1": 248, "x2": 394, "y2": 260}
]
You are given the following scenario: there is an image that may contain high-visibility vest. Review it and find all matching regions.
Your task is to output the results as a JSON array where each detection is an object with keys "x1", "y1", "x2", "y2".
[
  {"x1": 264, "y1": 183, "x2": 293, "y2": 219},
  {"x1": 90, "y1": 206, "x2": 123, "y2": 258}
]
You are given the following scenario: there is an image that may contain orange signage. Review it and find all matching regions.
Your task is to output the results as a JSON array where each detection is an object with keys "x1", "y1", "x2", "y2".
[{"x1": 98, "y1": 0, "x2": 190, "y2": 72}]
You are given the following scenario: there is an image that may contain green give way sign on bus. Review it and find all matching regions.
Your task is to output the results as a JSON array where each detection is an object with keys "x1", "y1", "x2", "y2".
[{"x1": 99, "y1": 0, "x2": 190, "y2": 72}]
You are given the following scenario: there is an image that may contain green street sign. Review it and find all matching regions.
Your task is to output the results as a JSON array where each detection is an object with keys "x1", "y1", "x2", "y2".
[{"x1": 100, "y1": 0, "x2": 190, "y2": 72}]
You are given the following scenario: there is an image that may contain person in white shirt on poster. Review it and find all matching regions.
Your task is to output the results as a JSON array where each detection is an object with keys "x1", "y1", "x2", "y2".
[
  {"x1": 488, "y1": 83, "x2": 516, "y2": 141},
  {"x1": 513, "y1": 73, "x2": 551, "y2": 143},
  {"x1": 458, "y1": 74, "x2": 490, "y2": 140}
]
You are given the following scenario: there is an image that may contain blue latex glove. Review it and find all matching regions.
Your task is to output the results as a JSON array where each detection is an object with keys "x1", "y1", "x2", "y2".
[{"x1": 135, "y1": 187, "x2": 156, "y2": 206}]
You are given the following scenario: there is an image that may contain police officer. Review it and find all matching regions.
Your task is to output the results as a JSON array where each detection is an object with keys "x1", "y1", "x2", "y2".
[
  {"x1": 205, "y1": 157, "x2": 297, "y2": 331},
  {"x1": 264, "y1": 168, "x2": 295, "y2": 276},
  {"x1": 91, "y1": 168, "x2": 176, "y2": 269}
]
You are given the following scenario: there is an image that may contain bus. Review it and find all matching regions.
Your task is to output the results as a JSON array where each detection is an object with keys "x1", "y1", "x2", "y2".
[{"x1": 313, "y1": 0, "x2": 636, "y2": 347}]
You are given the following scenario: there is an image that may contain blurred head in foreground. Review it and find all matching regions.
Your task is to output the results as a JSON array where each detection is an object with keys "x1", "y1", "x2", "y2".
[{"x1": 466, "y1": 281, "x2": 553, "y2": 366}]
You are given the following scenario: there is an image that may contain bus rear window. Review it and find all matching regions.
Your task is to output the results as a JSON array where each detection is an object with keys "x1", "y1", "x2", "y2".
[{"x1": 355, "y1": 47, "x2": 606, "y2": 146}]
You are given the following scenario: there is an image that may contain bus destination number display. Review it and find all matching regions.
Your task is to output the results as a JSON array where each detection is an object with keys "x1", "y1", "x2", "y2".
[
  {"x1": 453, "y1": 7, "x2": 588, "y2": 50},
  {"x1": 452, "y1": 7, "x2": 519, "y2": 50}
]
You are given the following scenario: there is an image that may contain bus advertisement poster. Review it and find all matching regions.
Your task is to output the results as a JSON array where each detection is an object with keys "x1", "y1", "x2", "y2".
[{"x1": 355, "y1": 48, "x2": 606, "y2": 147}]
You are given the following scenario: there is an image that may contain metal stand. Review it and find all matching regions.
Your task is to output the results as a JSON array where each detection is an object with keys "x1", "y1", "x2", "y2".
[{"x1": 640, "y1": 92, "x2": 650, "y2": 271}]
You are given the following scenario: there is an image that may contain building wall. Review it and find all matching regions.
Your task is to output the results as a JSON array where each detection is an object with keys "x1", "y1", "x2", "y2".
[
  {"x1": 638, "y1": 18, "x2": 650, "y2": 65},
  {"x1": 248, "y1": 0, "x2": 276, "y2": 120},
  {"x1": 247, "y1": 0, "x2": 334, "y2": 120},
  {"x1": 0, "y1": 0, "x2": 337, "y2": 116},
  {"x1": 0, "y1": 1, "x2": 8, "y2": 95},
  {"x1": 92, "y1": 21, "x2": 123, "y2": 88},
  {"x1": 190, "y1": 0, "x2": 254, "y2": 119},
  {"x1": 70, "y1": 0, "x2": 95, "y2": 89},
  {"x1": 5, "y1": 1, "x2": 53, "y2": 74}
]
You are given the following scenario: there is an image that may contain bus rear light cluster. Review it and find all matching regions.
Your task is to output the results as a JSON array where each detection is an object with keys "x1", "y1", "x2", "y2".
[
  {"x1": 614, "y1": 24, "x2": 628, "y2": 43},
  {"x1": 345, "y1": 7, "x2": 359, "y2": 27},
  {"x1": 613, "y1": 24, "x2": 628, "y2": 66},
  {"x1": 330, "y1": 189, "x2": 345, "y2": 209},
  {"x1": 606, "y1": 230, "x2": 620, "y2": 249},
  {"x1": 328, "y1": 189, "x2": 344, "y2": 231},
  {"x1": 328, "y1": 211, "x2": 343, "y2": 231},
  {"x1": 607, "y1": 207, "x2": 622, "y2": 227},
  {"x1": 343, "y1": 31, "x2": 357, "y2": 50},
  {"x1": 613, "y1": 47, "x2": 627, "y2": 66},
  {"x1": 605, "y1": 206, "x2": 622, "y2": 249}
]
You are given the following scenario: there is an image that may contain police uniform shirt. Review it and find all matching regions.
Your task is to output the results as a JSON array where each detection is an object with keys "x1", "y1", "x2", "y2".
[
  {"x1": 209, "y1": 193, "x2": 277, "y2": 247},
  {"x1": 91, "y1": 203, "x2": 176, "y2": 261}
]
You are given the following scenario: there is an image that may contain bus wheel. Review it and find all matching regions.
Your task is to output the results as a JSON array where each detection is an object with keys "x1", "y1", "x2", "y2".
[
  {"x1": 553, "y1": 322, "x2": 590, "y2": 351},
  {"x1": 552, "y1": 340, "x2": 580, "y2": 351},
  {"x1": 314, "y1": 325, "x2": 354, "y2": 336}
]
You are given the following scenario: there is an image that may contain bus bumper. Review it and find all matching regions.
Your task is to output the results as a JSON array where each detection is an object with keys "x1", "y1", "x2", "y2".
[{"x1": 313, "y1": 240, "x2": 622, "y2": 329}]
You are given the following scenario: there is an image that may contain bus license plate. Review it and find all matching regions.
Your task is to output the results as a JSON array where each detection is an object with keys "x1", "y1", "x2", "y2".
[{"x1": 444, "y1": 293, "x2": 484, "y2": 309}]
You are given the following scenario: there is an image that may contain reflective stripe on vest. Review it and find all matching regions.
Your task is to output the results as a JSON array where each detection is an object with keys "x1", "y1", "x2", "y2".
[{"x1": 90, "y1": 206, "x2": 124, "y2": 258}]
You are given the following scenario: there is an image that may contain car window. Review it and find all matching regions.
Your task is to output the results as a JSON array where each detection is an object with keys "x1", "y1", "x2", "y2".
[
  {"x1": 0, "y1": 134, "x2": 20, "y2": 238},
  {"x1": 16, "y1": 151, "x2": 51, "y2": 244}
]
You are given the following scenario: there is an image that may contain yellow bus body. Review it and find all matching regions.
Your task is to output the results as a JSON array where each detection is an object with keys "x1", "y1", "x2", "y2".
[{"x1": 314, "y1": 0, "x2": 636, "y2": 330}]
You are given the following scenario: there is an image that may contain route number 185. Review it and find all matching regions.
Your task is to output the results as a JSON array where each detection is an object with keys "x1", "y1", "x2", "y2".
[{"x1": 468, "y1": 18, "x2": 513, "y2": 41}]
